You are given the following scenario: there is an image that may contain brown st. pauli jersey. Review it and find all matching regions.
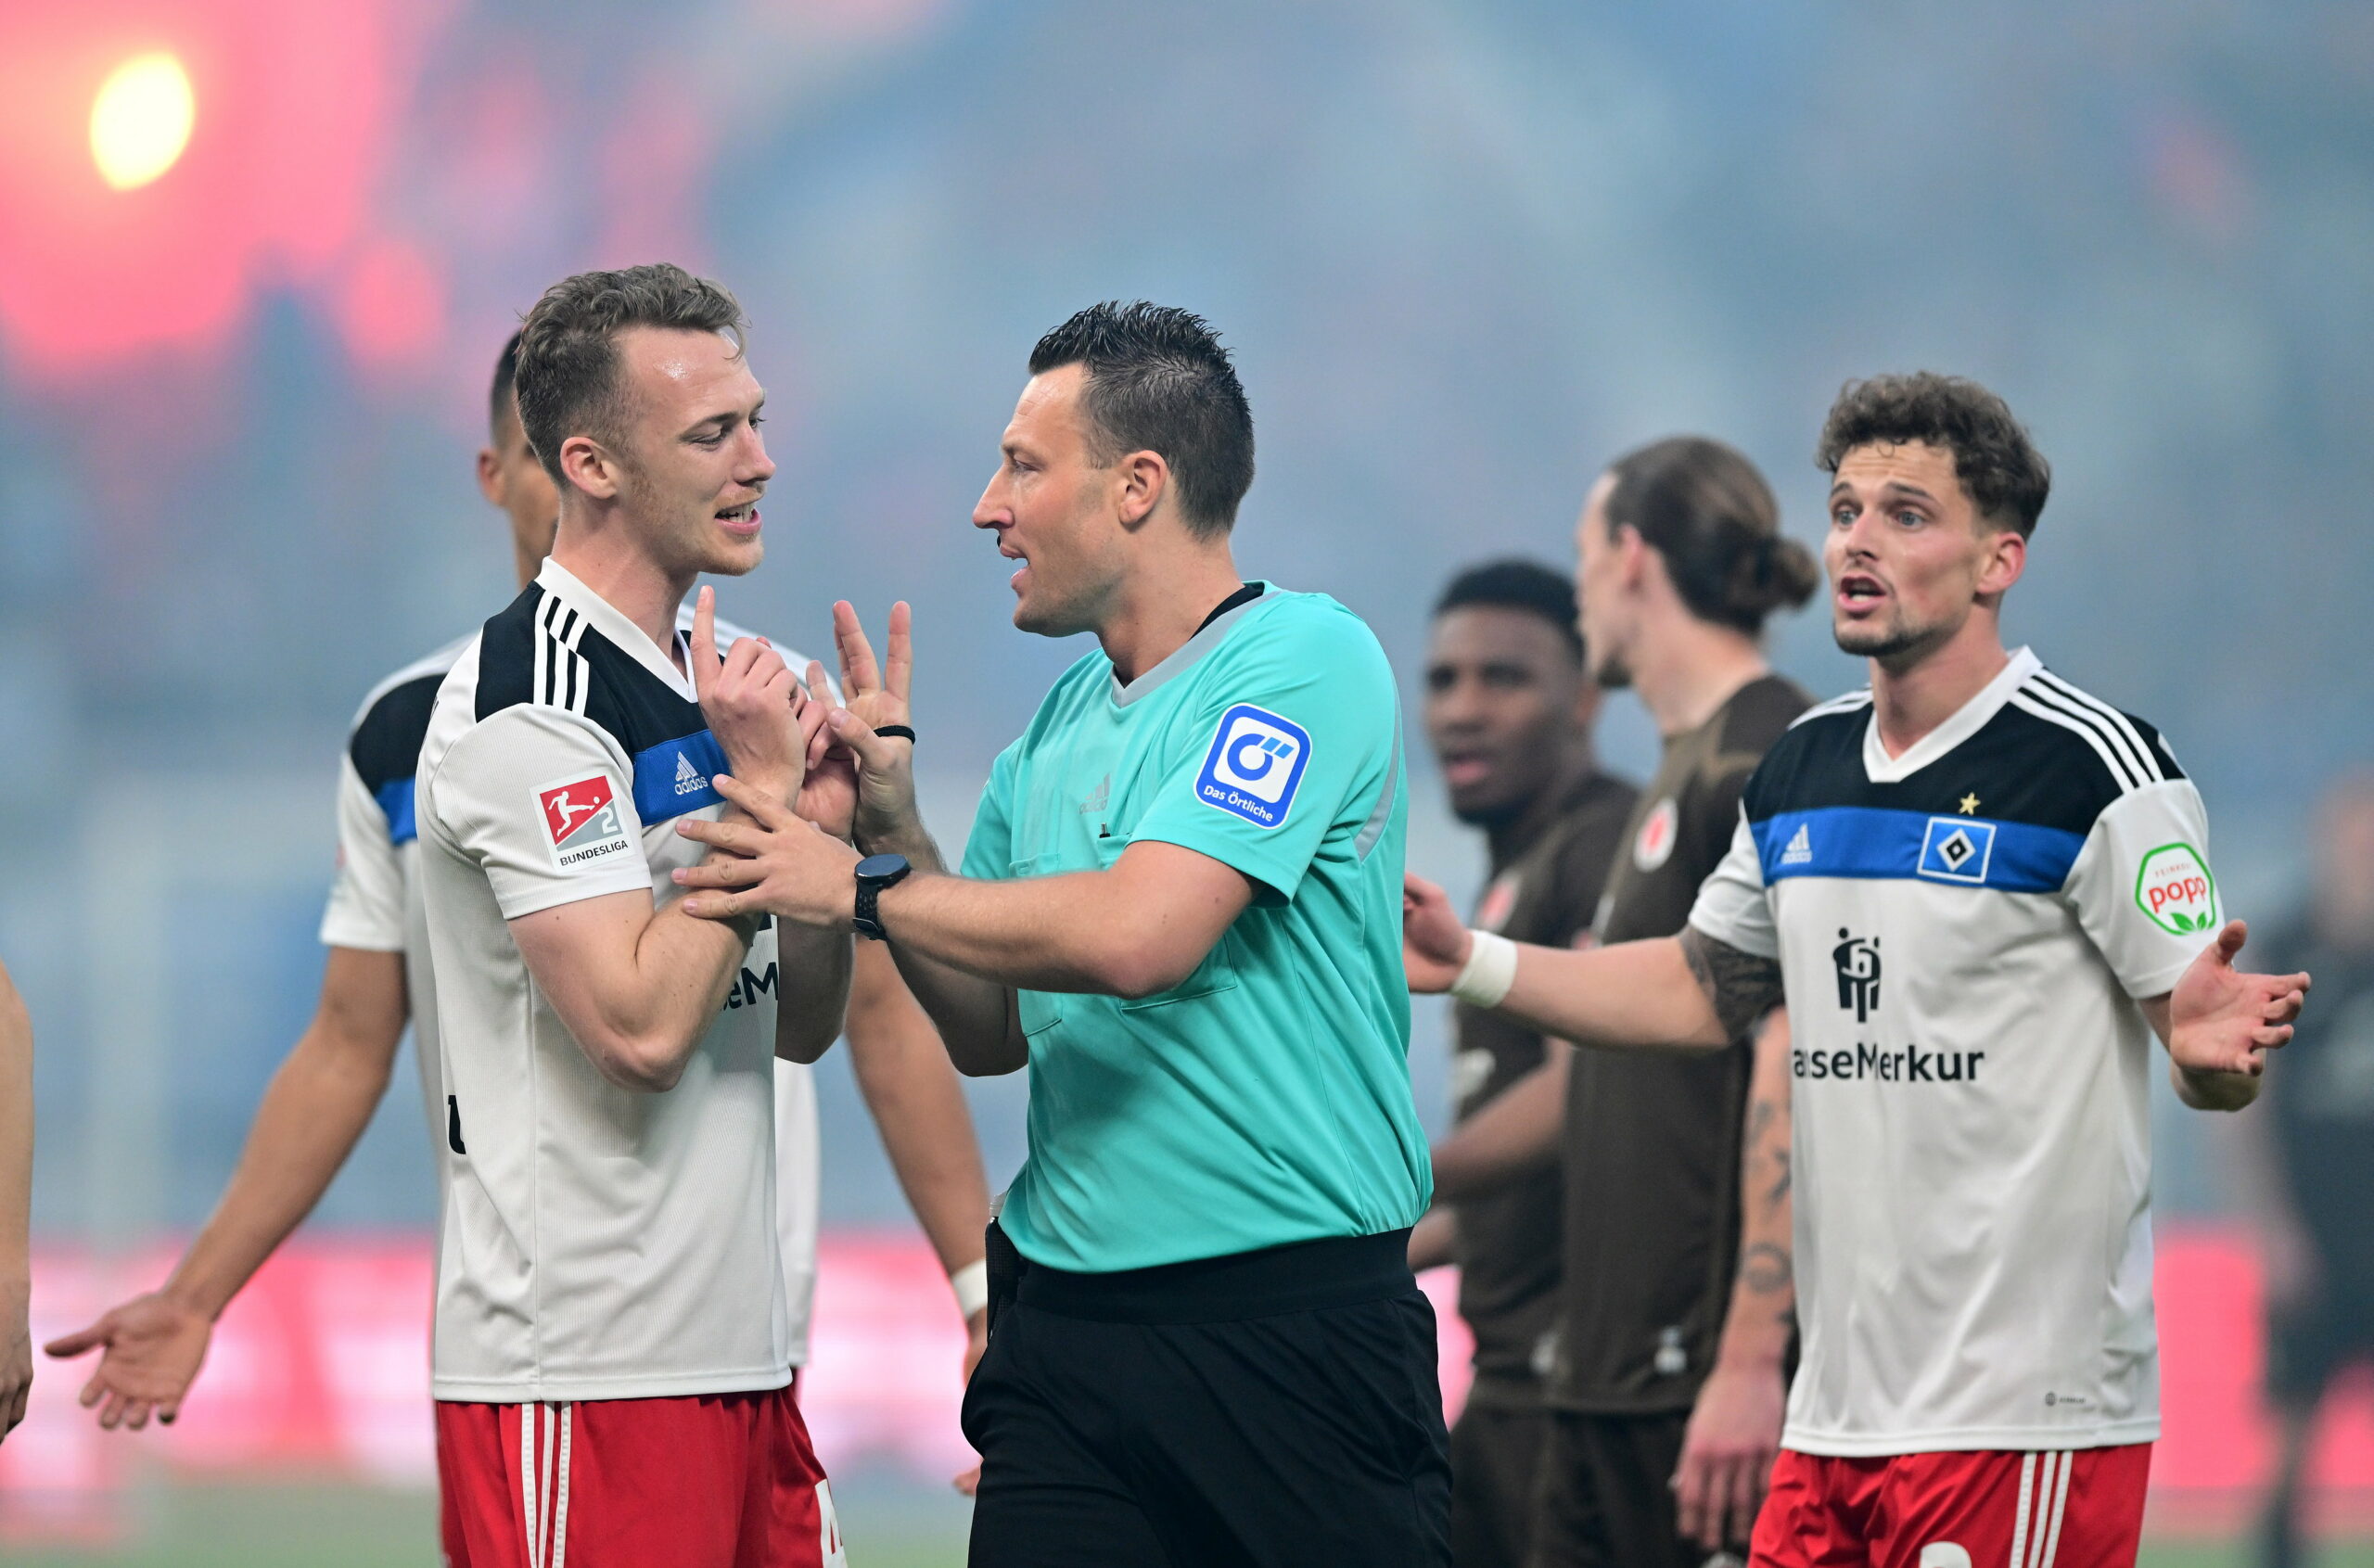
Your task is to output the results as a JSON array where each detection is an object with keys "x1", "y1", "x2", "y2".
[
  {"x1": 1548, "y1": 673, "x2": 1809, "y2": 1414},
  {"x1": 1448, "y1": 769, "x2": 1635, "y2": 1404}
]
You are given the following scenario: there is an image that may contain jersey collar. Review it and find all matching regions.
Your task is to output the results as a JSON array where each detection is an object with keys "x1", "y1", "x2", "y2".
[
  {"x1": 534, "y1": 556, "x2": 699, "y2": 700},
  {"x1": 1859, "y1": 645, "x2": 2040, "y2": 784},
  {"x1": 1110, "y1": 582, "x2": 1279, "y2": 708}
]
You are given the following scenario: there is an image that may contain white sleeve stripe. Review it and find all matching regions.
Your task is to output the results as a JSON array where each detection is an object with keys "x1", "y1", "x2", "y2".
[
  {"x1": 2031, "y1": 671, "x2": 2163, "y2": 785},
  {"x1": 2023, "y1": 676, "x2": 2154, "y2": 786},
  {"x1": 2007, "y1": 691, "x2": 2141, "y2": 794}
]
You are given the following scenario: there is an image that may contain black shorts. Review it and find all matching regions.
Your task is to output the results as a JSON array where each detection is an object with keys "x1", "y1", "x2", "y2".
[
  {"x1": 1528, "y1": 1409, "x2": 1738, "y2": 1568},
  {"x1": 2267, "y1": 1278, "x2": 2374, "y2": 1406},
  {"x1": 964, "y1": 1226, "x2": 1450, "y2": 1568},
  {"x1": 1449, "y1": 1395, "x2": 1551, "y2": 1568}
]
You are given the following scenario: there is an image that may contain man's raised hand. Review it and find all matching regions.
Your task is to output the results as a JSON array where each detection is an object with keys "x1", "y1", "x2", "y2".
[
  {"x1": 791, "y1": 659, "x2": 859, "y2": 841},
  {"x1": 690, "y1": 585, "x2": 802, "y2": 806},
  {"x1": 823, "y1": 601, "x2": 922, "y2": 850},
  {"x1": 2168, "y1": 920, "x2": 2309, "y2": 1082},
  {"x1": 1402, "y1": 873, "x2": 1471, "y2": 995}
]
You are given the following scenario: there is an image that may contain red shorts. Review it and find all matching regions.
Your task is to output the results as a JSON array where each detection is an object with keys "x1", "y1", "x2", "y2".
[
  {"x1": 1752, "y1": 1444, "x2": 2151, "y2": 1568},
  {"x1": 435, "y1": 1387, "x2": 843, "y2": 1568}
]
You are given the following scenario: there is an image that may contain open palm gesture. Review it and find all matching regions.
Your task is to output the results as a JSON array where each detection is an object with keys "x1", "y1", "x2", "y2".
[{"x1": 2165, "y1": 920, "x2": 2309, "y2": 1106}]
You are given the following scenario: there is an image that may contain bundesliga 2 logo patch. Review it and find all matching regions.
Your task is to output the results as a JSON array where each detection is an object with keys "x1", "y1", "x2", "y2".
[
  {"x1": 2136, "y1": 842, "x2": 2217, "y2": 934},
  {"x1": 1194, "y1": 704, "x2": 1312, "y2": 829},
  {"x1": 537, "y1": 772, "x2": 635, "y2": 873}
]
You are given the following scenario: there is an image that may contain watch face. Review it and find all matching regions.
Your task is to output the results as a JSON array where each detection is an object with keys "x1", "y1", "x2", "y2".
[{"x1": 855, "y1": 853, "x2": 909, "y2": 881}]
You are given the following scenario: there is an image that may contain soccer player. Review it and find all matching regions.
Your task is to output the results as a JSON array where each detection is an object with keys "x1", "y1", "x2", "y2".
[
  {"x1": 2231, "y1": 772, "x2": 2374, "y2": 1568},
  {"x1": 46, "y1": 332, "x2": 993, "y2": 1441},
  {"x1": 670, "y1": 301, "x2": 1448, "y2": 1566},
  {"x1": 1419, "y1": 438, "x2": 1817, "y2": 1567},
  {"x1": 1406, "y1": 374, "x2": 2312, "y2": 1568},
  {"x1": 0, "y1": 957, "x2": 29, "y2": 1443},
  {"x1": 420, "y1": 263, "x2": 860, "y2": 1567},
  {"x1": 1409, "y1": 559, "x2": 1637, "y2": 1568}
]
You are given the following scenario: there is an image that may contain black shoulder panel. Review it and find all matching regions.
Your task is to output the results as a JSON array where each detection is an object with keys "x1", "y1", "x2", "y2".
[
  {"x1": 349, "y1": 674, "x2": 445, "y2": 795},
  {"x1": 572, "y1": 626, "x2": 708, "y2": 753},
  {"x1": 1743, "y1": 697, "x2": 2126, "y2": 837},
  {"x1": 472, "y1": 584, "x2": 544, "y2": 723},
  {"x1": 1740, "y1": 707, "x2": 1867, "y2": 823}
]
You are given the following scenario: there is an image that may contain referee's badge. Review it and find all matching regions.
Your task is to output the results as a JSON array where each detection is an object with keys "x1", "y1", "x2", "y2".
[
  {"x1": 1193, "y1": 704, "x2": 1312, "y2": 829},
  {"x1": 536, "y1": 771, "x2": 636, "y2": 873}
]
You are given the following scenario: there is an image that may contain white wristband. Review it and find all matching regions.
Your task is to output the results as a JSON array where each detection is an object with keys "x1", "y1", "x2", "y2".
[
  {"x1": 951, "y1": 1259, "x2": 989, "y2": 1321},
  {"x1": 1449, "y1": 930, "x2": 1518, "y2": 1008}
]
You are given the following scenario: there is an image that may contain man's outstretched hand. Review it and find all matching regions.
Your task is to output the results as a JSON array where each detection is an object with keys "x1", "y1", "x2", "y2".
[
  {"x1": 1403, "y1": 873, "x2": 1472, "y2": 995},
  {"x1": 44, "y1": 1290, "x2": 212, "y2": 1432},
  {"x1": 2161, "y1": 919, "x2": 2309, "y2": 1110}
]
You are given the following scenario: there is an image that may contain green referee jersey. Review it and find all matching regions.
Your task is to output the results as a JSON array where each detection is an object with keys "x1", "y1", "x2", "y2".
[{"x1": 961, "y1": 584, "x2": 1432, "y2": 1273}]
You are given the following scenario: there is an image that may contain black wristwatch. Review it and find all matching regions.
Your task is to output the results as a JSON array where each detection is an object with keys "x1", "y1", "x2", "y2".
[{"x1": 852, "y1": 853, "x2": 912, "y2": 940}]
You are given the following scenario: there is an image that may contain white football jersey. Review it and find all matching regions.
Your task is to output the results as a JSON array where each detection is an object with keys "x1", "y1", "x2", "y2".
[
  {"x1": 416, "y1": 558, "x2": 828, "y2": 1401},
  {"x1": 318, "y1": 604, "x2": 826, "y2": 1368},
  {"x1": 1689, "y1": 648, "x2": 2220, "y2": 1455}
]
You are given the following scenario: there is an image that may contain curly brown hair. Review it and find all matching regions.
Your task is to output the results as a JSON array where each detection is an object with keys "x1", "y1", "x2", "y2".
[
  {"x1": 515, "y1": 263, "x2": 747, "y2": 486},
  {"x1": 1816, "y1": 373, "x2": 2050, "y2": 538}
]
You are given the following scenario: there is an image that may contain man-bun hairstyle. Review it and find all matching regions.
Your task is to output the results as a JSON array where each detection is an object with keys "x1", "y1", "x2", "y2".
[
  {"x1": 1816, "y1": 372, "x2": 2050, "y2": 538},
  {"x1": 1603, "y1": 436, "x2": 1818, "y2": 636},
  {"x1": 1028, "y1": 300, "x2": 1255, "y2": 537},
  {"x1": 515, "y1": 262, "x2": 747, "y2": 485}
]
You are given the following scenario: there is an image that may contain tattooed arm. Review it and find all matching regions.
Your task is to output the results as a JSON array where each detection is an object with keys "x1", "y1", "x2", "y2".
[
  {"x1": 1421, "y1": 916, "x2": 1784, "y2": 1055},
  {"x1": 1674, "y1": 1006, "x2": 1795, "y2": 1549}
]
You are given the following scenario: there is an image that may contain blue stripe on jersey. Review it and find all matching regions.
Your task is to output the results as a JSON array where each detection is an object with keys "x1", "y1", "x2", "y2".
[
  {"x1": 632, "y1": 730, "x2": 727, "y2": 824},
  {"x1": 375, "y1": 779, "x2": 418, "y2": 847},
  {"x1": 1751, "y1": 806, "x2": 2085, "y2": 893}
]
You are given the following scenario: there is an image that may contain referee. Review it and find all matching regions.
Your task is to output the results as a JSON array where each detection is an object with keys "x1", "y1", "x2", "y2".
[{"x1": 675, "y1": 301, "x2": 1448, "y2": 1565}]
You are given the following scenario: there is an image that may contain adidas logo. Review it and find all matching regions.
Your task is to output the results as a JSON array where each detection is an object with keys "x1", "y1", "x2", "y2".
[
  {"x1": 1780, "y1": 823, "x2": 1813, "y2": 865},
  {"x1": 674, "y1": 751, "x2": 708, "y2": 797}
]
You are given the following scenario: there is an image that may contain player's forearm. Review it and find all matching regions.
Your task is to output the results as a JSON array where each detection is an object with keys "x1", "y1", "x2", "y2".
[
  {"x1": 531, "y1": 902, "x2": 749, "y2": 1092},
  {"x1": 167, "y1": 995, "x2": 402, "y2": 1319},
  {"x1": 1714, "y1": 1011, "x2": 1795, "y2": 1371},
  {"x1": 0, "y1": 971, "x2": 31, "y2": 1296},
  {"x1": 846, "y1": 948, "x2": 991, "y2": 1272},
  {"x1": 1489, "y1": 935, "x2": 1731, "y2": 1052},
  {"x1": 1427, "y1": 1048, "x2": 1569, "y2": 1202},
  {"x1": 772, "y1": 922, "x2": 852, "y2": 1065}
]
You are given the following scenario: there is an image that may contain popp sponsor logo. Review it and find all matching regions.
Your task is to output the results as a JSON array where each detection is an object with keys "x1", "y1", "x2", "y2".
[{"x1": 2135, "y1": 842, "x2": 2218, "y2": 936}]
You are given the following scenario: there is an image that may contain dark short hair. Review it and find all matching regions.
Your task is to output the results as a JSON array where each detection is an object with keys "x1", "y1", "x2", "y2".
[
  {"x1": 515, "y1": 263, "x2": 747, "y2": 485},
  {"x1": 488, "y1": 329, "x2": 523, "y2": 438},
  {"x1": 1027, "y1": 301, "x2": 1255, "y2": 536},
  {"x1": 1603, "y1": 436, "x2": 1818, "y2": 635},
  {"x1": 1816, "y1": 373, "x2": 2051, "y2": 537},
  {"x1": 1434, "y1": 559, "x2": 1583, "y2": 661}
]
